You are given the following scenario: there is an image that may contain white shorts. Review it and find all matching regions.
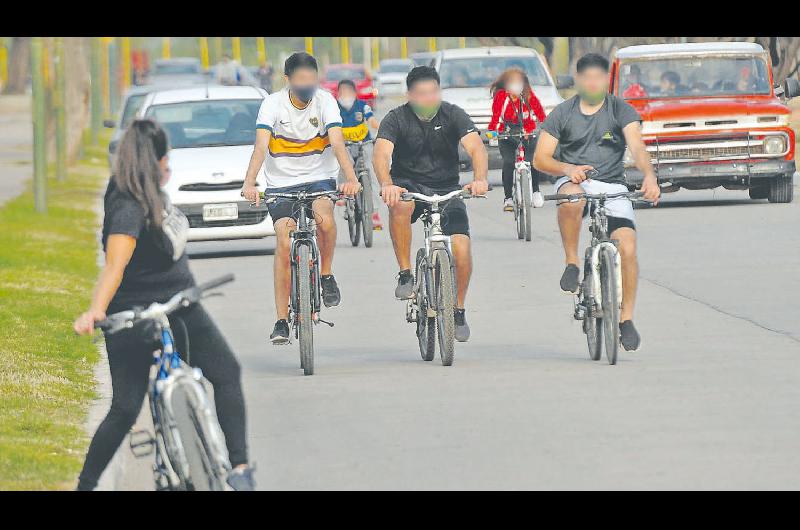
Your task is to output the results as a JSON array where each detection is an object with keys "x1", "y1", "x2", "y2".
[{"x1": 553, "y1": 176, "x2": 635, "y2": 224}]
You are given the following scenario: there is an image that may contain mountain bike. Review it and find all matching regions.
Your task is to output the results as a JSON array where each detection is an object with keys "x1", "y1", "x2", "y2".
[
  {"x1": 94, "y1": 274, "x2": 236, "y2": 490},
  {"x1": 254, "y1": 189, "x2": 343, "y2": 375},
  {"x1": 494, "y1": 130, "x2": 537, "y2": 241},
  {"x1": 544, "y1": 184, "x2": 649, "y2": 365},
  {"x1": 344, "y1": 139, "x2": 375, "y2": 248},
  {"x1": 402, "y1": 189, "x2": 483, "y2": 366}
]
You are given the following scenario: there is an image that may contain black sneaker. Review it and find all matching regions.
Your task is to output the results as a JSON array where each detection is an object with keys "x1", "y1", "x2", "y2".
[
  {"x1": 270, "y1": 319, "x2": 290, "y2": 345},
  {"x1": 560, "y1": 264, "x2": 580, "y2": 294},
  {"x1": 226, "y1": 465, "x2": 256, "y2": 491},
  {"x1": 395, "y1": 269, "x2": 414, "y2": 300},
  {"x1": 454, "y1": 308, "x2": 470, "y2": 342},
  {"x1": 320, "y1": 274, "x2": 341, "y2": 307},
  {"x1": 619, "y1": 320, "x2": 641, "y2": 352}
]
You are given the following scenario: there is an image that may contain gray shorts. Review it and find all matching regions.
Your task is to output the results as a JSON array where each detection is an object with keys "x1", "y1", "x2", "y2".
[{"x1": 554, "y1": 176, "x2": 636, "y2": 232}]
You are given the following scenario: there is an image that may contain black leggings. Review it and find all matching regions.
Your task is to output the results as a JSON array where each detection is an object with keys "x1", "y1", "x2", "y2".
[
  {"x1": 77, "y1": 303, "x2": 248, "y2": 490},
  {"x1": 499, "y1": 136, "x2": 540, "y2": 199}
]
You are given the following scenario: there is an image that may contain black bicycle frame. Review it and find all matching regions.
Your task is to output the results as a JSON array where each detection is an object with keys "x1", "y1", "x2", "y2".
[{"x1": 289, "y1": 200, "x2": 322, "y2": 321}]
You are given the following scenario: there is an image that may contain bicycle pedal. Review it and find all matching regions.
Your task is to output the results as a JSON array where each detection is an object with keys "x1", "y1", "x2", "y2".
[
  {"x1": 316, "y1": 317, "x2": 335, "y2": 327},
  {"x1": 129, "y1": 429, "x2": 155, "y2": 457}
]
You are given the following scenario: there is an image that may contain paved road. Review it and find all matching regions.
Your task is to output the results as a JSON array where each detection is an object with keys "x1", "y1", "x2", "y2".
[
  {"x1": 0, "y1": 95, "x2": 32, "y2": 207},
  {"x1": 166, "y1": 175, "x2": 800, "y2": 490}
]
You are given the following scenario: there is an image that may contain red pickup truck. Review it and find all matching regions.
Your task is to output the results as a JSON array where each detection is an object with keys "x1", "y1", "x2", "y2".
[{"x1": 611, "y1": 42, "x2": 799, "y2": 203}]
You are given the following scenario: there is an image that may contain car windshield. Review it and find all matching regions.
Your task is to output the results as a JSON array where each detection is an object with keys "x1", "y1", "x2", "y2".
[
  {"x1": 144, "y1": 99, "x2": 262, "y2": 148},
  {"x1": 154, "y1": 63, "x2": 200, "y2": 75},
  {"x1": 121, "y1": 94, "x2": 147, "y2": 128},
  {"x1": 380, "y1": 62, "x2": 412, "y2": 74},
  {"x1": 618, "y1": 55, "x2": 771, "y2": 99},
  {"x1": 411, "y1": 56, "x2": 434, "y2": 67},
  {"x1": 325, "y1": 67, "x2": 365, "y2": 82},
  {"x1": 439, "y1": 56, "x2": 551, "y2": 89}
]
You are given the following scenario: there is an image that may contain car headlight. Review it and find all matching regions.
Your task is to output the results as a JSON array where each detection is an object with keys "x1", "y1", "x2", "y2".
[
  {"x1": 623, "y1": 147, "x2": 635, "y2": 168},
  {"x1": 764, "y1": 135, "x2": 786, "y2": 155}
]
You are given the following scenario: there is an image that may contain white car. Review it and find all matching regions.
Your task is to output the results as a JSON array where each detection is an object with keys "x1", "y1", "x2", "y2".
[
  {"x1": 375, "y1": 58, "x2": 415, "y2": 97},
  {"x1": 137, "y1": 86, "x2": 274, "y2": 241}
]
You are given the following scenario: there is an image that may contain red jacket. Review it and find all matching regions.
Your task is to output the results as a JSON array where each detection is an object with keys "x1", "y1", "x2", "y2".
[{"x1": 488, "y1": 89, "x2": 546, "y2": 134}]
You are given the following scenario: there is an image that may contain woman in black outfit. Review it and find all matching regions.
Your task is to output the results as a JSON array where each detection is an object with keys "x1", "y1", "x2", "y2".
[{"x1": 73, "y1": 119, "x2": 255, "y2": 491}]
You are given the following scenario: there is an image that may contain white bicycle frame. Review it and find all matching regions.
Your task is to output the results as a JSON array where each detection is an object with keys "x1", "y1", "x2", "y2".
[{"x1": 587, "y1": 202, "x2": 624, "y2": 310}]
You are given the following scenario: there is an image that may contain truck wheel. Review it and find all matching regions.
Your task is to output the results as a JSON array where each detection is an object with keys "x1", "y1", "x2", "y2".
[
  {"x1": 748, "y1": 184, "x2": 769, "y2": 200},
  {"x1": 768, "y1": 174, "x2": 794, "y2": 203}
]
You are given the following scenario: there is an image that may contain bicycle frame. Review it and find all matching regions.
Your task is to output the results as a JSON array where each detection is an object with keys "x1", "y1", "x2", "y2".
[{"x1": 288, "y1": 199, "x2": 323, "y2": 325}]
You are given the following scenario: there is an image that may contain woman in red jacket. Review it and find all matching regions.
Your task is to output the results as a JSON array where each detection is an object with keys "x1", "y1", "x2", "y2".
[{"x1": 487, "y1": 68, "x2": 547, "y2": 212}]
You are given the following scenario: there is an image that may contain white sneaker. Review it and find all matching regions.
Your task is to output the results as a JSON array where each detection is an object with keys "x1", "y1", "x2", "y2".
[
  {"x1": 503, "y1": 198, "x2": 514, "y2": 212},
  {"x1": 532, "y1": 191, "x2": 544, "y2": 208}
]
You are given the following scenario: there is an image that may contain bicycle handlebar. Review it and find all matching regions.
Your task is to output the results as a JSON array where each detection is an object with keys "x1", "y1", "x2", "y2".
[
  {"x1": 344, "y1": 138, "x2": 374, "y2": 146},
  {"x1": 544, "y1": 190, "x2": 647, "y2": 202},
  {"x1": 95, "y1": 274, "x2": 235, "y2": 334},
  {"x1": 399, "y1": 189, "x2": 486, "y2": 203}
]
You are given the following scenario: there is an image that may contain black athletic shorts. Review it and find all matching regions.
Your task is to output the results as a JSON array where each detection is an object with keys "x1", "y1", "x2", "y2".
[
  {"x1": 265, "y1": 178, "x2": 337, "y2": 223},
  {"x1": 394, "y1": 178, "x2": 470, "y2": 237}
]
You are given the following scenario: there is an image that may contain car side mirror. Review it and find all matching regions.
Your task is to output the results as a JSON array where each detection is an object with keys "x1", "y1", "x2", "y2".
[
  {"x1": 556, "y1": 75, "x2": 574, "y2": 90},
  {"x1": 103, "y1": 119, "x2": 116, "y2": 129},
  {"x1": 783, "y1": 78, "x2": 800, "y2": 99}
]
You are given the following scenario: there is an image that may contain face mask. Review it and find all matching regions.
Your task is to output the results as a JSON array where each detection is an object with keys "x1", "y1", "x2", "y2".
[
  {"x1": 338, "y1": 96, "x2": 356, "y2": 109},
  {"x1": 577, "y1": 87, "x2": 607, "y2": 106},
  {"x1": 507, "y1": 81, "x2": 524, "y2": 96},
  {"x1": 291, "y1": 84, "x2": 317, "y2": 103},
  {"x1": 410, "y1": 101, "x2": 441, "y2": 121}
]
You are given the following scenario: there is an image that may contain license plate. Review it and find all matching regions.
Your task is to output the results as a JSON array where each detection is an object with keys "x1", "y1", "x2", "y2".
[{"x1": 202, "y1": 203, "x2": 238, "y2": 221}]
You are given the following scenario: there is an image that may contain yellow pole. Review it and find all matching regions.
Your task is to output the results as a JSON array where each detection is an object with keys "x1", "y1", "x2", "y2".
[
  {"x1": 428, "y1": 37, "x2": 437, "y2": 52},
  {"x1": 42, "y1": 40, "x2": 50, "y2": 87},
  {"x1": 101, "y1": 38, "x2": 111, "y2": 118},
  {"x1": 214, "y1": 37, "x2": 223, "y2": 63},
  {"x1": 257, "y1": 37, "x2": 266, "y2": 64},
  {"x1": 162, "y1": 37, "x2": 170, "y2": 59},
  {"x1": 459, "y1": 37, "x2": 466, "y2": 48},
  {"x1": 400, "y1": 37, "x2": 408, "y2": 59},
  {"x1": 371, "y1": 37, "x2": 379, "y2": 71},
  {"x1": 341, "y1": 36, "x2": 350, "y2": 64},
  {"x1": 199, "y1": 37, "x2": 210, "y2": 70},
  {"x1": 0, "y1": 43, "x2": 7, "y2": 89},
  {"x1": 232, "y1": 37, "x2": 241, "y2": 62},
  {"x1": 305, "y1": 37, "x2": 314, "y2": 55},
  {"x1": 121, "y1": 37, "x2": 131, "y2": 88}
]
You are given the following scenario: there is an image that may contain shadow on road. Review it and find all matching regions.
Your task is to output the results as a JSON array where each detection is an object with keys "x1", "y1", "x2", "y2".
[{"x1": 187, "y1": 239, "x2": 275, "y2": 260}]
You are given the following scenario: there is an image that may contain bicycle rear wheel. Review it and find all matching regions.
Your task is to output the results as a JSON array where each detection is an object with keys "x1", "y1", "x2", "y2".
[
  {"x1": 360, "y1": 168, "x2": 374, "y2": 248},
  {"x1": 433, "y1": 249, "x2": 456, "y2": 366},
  {"x1": 520, "y1": 170, "x2": 532, "y2": 242},
  {"x1": 599, "y1": 246, "x2": 620, "y2": 365},
  {"x1": 297, "y1": 244, "x2": 315, "y2": 375},
  {"x1": 415, "y1": 248, "x2": 435, "y2": 361}
]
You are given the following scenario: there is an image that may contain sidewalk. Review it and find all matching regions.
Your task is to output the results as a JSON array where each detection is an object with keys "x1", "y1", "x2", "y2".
[{"x1": 0, "y1": 94, "x2": 32, "y2": 207}]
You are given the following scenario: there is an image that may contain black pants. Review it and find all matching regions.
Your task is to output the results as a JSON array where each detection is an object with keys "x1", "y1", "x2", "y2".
[
  {"x1": 499, "y1": 136, "x2": 540, "y2": 199},
  {"x1": 77, "y1": 303, "x2": 248, "y2": 490}
]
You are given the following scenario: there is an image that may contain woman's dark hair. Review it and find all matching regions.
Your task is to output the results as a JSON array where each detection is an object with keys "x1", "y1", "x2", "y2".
[
  {"x1": 338, "y1": 79, "x2": 357, "y2": 92},
  {"x1": 490, "y1": 67, "x2": 533, "y2": 101},
  {"x1": 284, "y1": 52, "x2": 318, "y2": 77},
  {"x1": 406, "y1": 66, "x2": 440, "y2": 90},
  {"x1": 576, "y1": 53, "x2": 610, "y2": 73},
  {"x1": 113, "y1": 119, "x2": 169, "y2": 229}
]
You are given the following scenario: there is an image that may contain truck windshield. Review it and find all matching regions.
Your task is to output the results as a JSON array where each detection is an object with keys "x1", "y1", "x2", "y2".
[
  {"x1": 439, "y1": 56, "x2": 551, "y2": 89},
  {"x1": 618, "y1": 56, "x2": 771, "y2": 99}
]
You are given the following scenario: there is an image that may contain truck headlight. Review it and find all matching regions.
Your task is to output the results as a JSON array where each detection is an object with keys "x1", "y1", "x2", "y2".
[
  {"x1": 623, "y1": 147, "x2": 635, "y2": 168},
  {"x1": 764, "y1": 135, "x2": 786, "y2": 155}
]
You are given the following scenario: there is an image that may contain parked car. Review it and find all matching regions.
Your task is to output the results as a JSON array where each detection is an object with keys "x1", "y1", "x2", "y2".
[
  {"x1": 146, "y1": 57, "x2": 208, "y2": 86},
  {"x1": 136, "y1": 85, "x2": 275, "y2": 241},
  {"x1": 105, "y1": 85, "x2": 157, "y2": 166},
  {"x1": 320, "y1": 63, "x2": 377, "y2": 108},
  {"x1": 375, "y1": 58, "x2": 415, "y2": 97},
  {"x1": 611, "y1": 42, "x2": 799, "y2": 203},
  {"x1": 431, "y1": 46, "x2": 564, "y2": 167}
]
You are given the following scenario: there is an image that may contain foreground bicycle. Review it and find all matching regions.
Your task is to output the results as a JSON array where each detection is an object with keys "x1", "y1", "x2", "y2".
[
  {"x1": 492, "y1": 130, "x2": 537, "y2": 241},
  {"x1": 402, "y1": 189, "x2": 483, "y2": 366},
  {"x1": 344, "y1": 138, "x2": 375, "y2": 248},
  {"x1": 544, "y1": 185, "x2": 649, "y2": 365},
  {"x1": 95, "y1": 274, "x2": 235, "y2": 490},
  {"x1": 253, "y1": 189, "x2": 344, "y2": 376}
]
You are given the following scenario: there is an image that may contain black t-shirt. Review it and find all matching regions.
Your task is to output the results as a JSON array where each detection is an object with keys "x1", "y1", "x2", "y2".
[
  {"x1": 376, "y1": 101, "x2": 477, "y2": 190},
  {"x1": 541, "y1": 94, "x2": 641, "y2": 184},
  {"x1": 102, "y1": 178, "x2": 195, "y2": 312}
]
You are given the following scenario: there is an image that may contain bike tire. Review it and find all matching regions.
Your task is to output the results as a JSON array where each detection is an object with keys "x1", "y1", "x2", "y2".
[
  {"x1": 347, "y1": 197, "x2": 360, "y2": 247},
  {"x1": 599, "y1": 246, "x2": 620, "y2": 365},
  {"x1": 582, "y1": 268, "x2": 603, "y2": 361},
  {"x1": 298, "y1": 244, "x2": 315, "y2": 375},
  {"x1": 415, "y1": 248, "x2": 435, "y2": 361},
  {"x1": 514, "y1": 176, "x2": 524, "y2": 240},
  {"x1": 168, "y1": 383, "x2": 225, "y2": 491},
  {"x1": 520, "y1": 170, "x2": 532, "y2": 242},
  {"x1": 360, "y1": 168, "x2": 374, "y2": 248},
  {"x1": 433, "y1": 249, "x2": 456, "y2": 366}
]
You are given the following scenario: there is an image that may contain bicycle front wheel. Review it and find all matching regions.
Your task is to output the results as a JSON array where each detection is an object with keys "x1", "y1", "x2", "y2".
[
  {"x1": 433, "y1": 249, "x2": 456, "y2": 366},
  {"x1": 298, "y1": 244, "x2": 315, "y2": 375},
  {"x1": 582, "y1": 267, "x2": 602, "y2": 361},
  {"x1": 514, "y1": 175, "x2": 524, "y2": 240},
  {"x1": 347, "y1": 197, "x2": 361, "y2": 247},
  {"x1": 520, "y1": 170, "x2": 532, "y2": 242},
  {"x1": 599, "y1": 246, "x2": 620, "y2": 365},
  {"x1": 415, "y1": 248, "x2": 435, "y2": 361},
  {"x1": 360, "y1": 169, "x2": 374, "y2": 248}
]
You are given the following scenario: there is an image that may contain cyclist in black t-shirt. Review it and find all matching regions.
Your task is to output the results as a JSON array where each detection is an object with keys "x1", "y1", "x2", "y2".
[
  {"x1": 373, "y1": 66, "x2": 489, "y2": 342},
  {"x1": 73, "y1": 120, "x2": 255, "y2": 491}
]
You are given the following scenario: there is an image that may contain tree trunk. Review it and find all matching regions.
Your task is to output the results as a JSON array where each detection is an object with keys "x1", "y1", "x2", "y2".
[
  {"x1": 63, "y1": 38, "x2": 91, "y2": 164},
  {"x1": 2, "y1": 37, "x2": 31, "y2": 95}
]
